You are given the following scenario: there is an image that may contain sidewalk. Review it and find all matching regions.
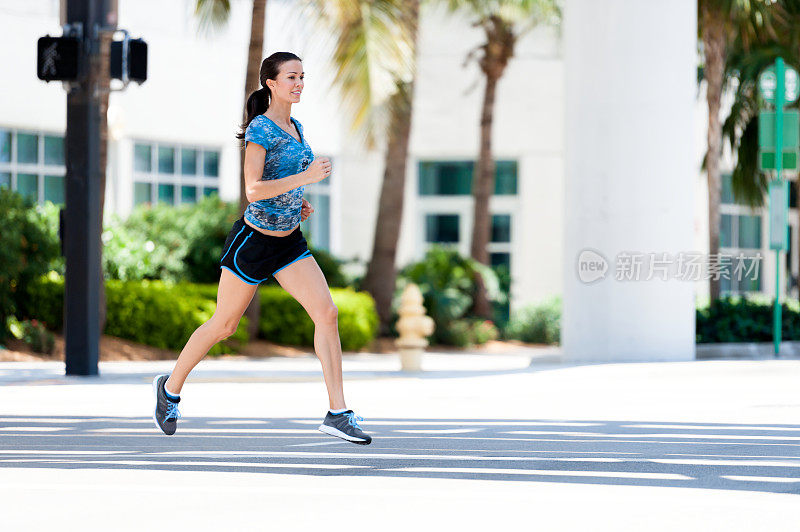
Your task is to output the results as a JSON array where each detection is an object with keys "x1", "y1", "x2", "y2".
[
  {"x1": 1, "y1": 348, "x2": 798, "y2": 531},
  {"x1": 0, "y1": 345, "x2": 561, "y2": 386}
]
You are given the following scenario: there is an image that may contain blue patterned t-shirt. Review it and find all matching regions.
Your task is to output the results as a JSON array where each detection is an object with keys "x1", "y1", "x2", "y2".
[{"x1": 243, "y1": 114, "x2": 315, "y2": 231}]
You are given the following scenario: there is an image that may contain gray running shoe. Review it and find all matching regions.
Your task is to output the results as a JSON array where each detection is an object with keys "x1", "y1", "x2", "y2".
[
  {"x1": 152, "y1": 374, "x2": 181, "y2": 435},
  {"x1": 318, "y1": 409, "x2": 372, "y2": 445}
]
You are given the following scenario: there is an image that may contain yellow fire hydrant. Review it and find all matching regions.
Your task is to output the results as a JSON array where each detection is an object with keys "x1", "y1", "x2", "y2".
[{"x1": 395, "y1": 283, "x2": 435, "y2": 371}]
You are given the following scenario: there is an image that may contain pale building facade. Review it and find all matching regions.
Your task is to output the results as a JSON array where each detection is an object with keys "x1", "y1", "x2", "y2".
[{"x1": 2, "y1": 0, "x2": 778, "y2": 324}]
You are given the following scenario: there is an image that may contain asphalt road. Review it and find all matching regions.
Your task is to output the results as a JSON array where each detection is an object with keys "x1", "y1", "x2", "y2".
[{"x1": 0, "y1": 353, "x2": 798, "y2": 531}]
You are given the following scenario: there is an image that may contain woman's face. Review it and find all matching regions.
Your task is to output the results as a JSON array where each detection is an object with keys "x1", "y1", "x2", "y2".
[{"x1": 267, "y1": 60, "x2": 304, "y2": 104}]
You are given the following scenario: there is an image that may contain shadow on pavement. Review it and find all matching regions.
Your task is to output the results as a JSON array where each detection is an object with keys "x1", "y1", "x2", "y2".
[{"x1": 1, "y1": 415, "x2": 798, "y2": 494}]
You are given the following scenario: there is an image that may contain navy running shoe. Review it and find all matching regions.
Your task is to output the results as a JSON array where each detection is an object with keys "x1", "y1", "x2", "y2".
[
  {"x1": 152, "y1": 374, "x2": 181, "y2": 435},
  {"x1": 318, "y1": 409, "x2": 372, "y2": 445}
]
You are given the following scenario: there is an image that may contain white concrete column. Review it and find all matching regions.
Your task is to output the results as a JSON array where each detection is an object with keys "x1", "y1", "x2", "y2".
[{"x1": 563, "y1": 0, "x2": 697, "y2": 361}]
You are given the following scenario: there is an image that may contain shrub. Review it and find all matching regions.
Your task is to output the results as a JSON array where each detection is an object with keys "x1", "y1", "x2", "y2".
[
  {"x1": 396, "y1": 246, "x2": 503, "y2": 345},
  {"x1": 438, "y1": 317, "x2": 500, "y2": 347},
  {"x1": 503, "y1": 296, "x2": 561, "y2": 344},
  {"x1": 7, "y1": 316, "x2": 55, "y2": 354},
  {"x1": 695, "y1": 295, "x2": 800, "y2": 343},
  {"x1": 0, "y1": 189, "x2": 61, "y2": 342},
  {"x1": 103, "y1": 195, "x2": 240, "y2": 283},
  {"x1": 103, "y1": 197, "x2": 350, "y2": 287},
  {"x1": 258, "y1": 285, "x2": 378, "y2": 351},
  {"x1": 16, "y1": 274, "x2": 248, "y2": 355}
]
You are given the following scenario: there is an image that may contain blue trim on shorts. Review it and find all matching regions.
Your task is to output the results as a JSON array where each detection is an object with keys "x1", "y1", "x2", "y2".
[
  {"x1": 220, "y1": 265, "x2": 261, "y2": 286},
  {"x1": 220, "y1": 225, "x2": 246, "y2": 263},
  {"x1": 272, "y1": 249, "x2": 313, "y2": 276},
  {"x1": 232, "y1": 233, "x2": 271, "y2": 284}
]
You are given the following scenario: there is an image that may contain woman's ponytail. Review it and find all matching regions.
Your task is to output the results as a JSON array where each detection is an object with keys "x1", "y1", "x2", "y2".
[{"x1": 236, "y1": 51, "x2": 302, "y2": 142}]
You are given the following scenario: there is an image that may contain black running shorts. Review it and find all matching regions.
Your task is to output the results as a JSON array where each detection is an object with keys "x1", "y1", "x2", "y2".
[{"x1": 219, "y1": 216, "x2": 312, "y2": 285}]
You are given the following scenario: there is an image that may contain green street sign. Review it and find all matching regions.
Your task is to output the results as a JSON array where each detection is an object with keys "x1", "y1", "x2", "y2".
[
  {"x1": 769, "y1": 180, "x2": 788, "y2": 250},
  {"x1": 759, "y1": 149, "x2": 799, "y2": 171},
  {"x1": 759, "y1": 111, "x2": 800, "y2": 149},
  {"x1": 759, "y1": 64, "x2": 800, "y2": 104}
]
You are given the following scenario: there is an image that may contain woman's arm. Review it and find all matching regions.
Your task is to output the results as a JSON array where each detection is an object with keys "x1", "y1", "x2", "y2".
[
  {"x1": 243, "y1": 144, "x2": 332, "y2": 203},
  {"x1": 243, "y1": 143, "x2": 308, "y2": 202}
]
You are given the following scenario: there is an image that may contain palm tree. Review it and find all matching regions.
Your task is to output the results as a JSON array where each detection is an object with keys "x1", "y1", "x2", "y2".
[
  {"x1": 442, "y1": 0, "x2": 559, "y2": 318},
  {"x1": 721, "y1": 1, "x2": 800, "y2": 297},
  {"x1": 699, "y1": 0, "x2": 777, "y2": 301},
  {"x1": 302, "y1": 0, "x2": 419, "y2": 334},
  {"x1": 194, "y1": 0, "x2": 267, "y2": 340}
]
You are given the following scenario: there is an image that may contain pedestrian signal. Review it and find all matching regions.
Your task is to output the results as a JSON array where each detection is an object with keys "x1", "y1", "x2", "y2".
[{"x1": 37, "y1": 36, "x2": 80, "y2": 81}]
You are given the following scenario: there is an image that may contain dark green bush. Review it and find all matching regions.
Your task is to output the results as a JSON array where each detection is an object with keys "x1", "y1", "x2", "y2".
[
  {"x1": 16, "y1": 274, "x2": 247, "y2": 355},
  {"x1": 695, "y1": 295, "x2": 800, "y2": 343},
  {"x1": 258, "y1": 285, "x2": 378, "y2": 351},
  {"x1": 103, "y1": 194, "x2": 240, "y2": 283},
  {"x1": 503, "y1": 296, "x2": 561, "y2": 344},
  {"x1": 396, "y1": 246, "x2": 503, "y2": 345},
  {"x1": 0, "y1": 189, "x2": 61, "y2": 342}
]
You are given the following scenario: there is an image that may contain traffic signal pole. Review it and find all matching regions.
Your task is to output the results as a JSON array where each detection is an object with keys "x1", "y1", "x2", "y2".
[{"x1": 63, "y1": 0, "x2": 116, "y2": 375}]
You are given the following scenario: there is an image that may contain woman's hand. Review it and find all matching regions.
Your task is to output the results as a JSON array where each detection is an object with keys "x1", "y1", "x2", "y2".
[
  {"x1": 303, "y1": 157, "x2": 331, "y2": 184},
  {"x1": 300, "y1": 197, "x2": 314, "y2": 221}
]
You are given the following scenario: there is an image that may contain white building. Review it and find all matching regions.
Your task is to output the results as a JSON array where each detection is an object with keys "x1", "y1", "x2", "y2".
[{"x1": 0, "y1": 0, "x2": 776, "y2": 321}]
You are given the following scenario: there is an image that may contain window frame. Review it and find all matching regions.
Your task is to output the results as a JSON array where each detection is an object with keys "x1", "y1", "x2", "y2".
[
  {"x1": 0, "y1": 126, "x2": 66, "y2": 205},
  {"x1": 132, "y1": 139, "x2": 221, "y2": 207}
]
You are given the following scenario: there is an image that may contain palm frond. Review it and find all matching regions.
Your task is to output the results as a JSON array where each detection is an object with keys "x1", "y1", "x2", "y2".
[
  {"x1": 301, "y1": 0, "x2": 417, "y2": 147},
  {"x1": 193, "y1": 0, "x2": 232, "y2": 38},
  {"x1": 731, "y1": 115, "x2": 769, "y2": 209}
]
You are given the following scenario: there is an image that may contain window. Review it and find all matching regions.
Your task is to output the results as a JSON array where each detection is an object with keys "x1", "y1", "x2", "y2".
[
  {"x1": 133, "y1": 141, "x2": 220, "y2": 206},
  {"x1": 425, "y1": 214, "x2": 460, "y2": 243},
  {"x1": 0, "y1": 127, "x2": 66, "y2": 205},
  {"x1": 418, "y1": 160, "x2": 518, "y2": 196},
  {"x1": 720, "y1": 255, "x2": 762, "y2": 294},
  {"x1": 44, "y1": 175, "x2": 64, "y2": 204},
  {"x1": 44, "y1": 136, "x2": 64, "y2": 166},
  {"x1": 719, "y1": 208, "x2": 763, "y2": 295},
  {"x1": 491, "y1": 214, "x2": 511, "y2": 243},
  {"x1": 181, "y1": 148, "x2": 197, "y2": 175},
  {"x1": 300, "y1": 156, "x2": 334, "y2": 251},
  {"x1": 158, "y1": 147, "x2": 175, "y2": 174},
  {"x1": 720, "y1": 214, "x2": 762, "y2": 249}
]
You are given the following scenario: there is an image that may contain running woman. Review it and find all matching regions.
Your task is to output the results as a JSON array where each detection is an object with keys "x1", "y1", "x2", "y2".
[{"x1": 152, "y1": 51, "x2": 371, "y2": 445}]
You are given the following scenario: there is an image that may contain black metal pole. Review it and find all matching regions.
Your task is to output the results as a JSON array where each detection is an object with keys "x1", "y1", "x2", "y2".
[{"x1": 63, "y1": 0, "x2": 113, "y2": 376}]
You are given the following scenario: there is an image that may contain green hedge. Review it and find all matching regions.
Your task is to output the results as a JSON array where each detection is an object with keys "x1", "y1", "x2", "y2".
[
  {"x1": 18, "y1": 273, "x2": 378, "y2": 353},
  {"x1": 695, "y1": 295, "x2": 800, "y2": 343},
  {"x1": 258, "y1": 285, "x2": 378, "y2": 351},
  {"x1": 16, "y1": 274, "x2": 247, "y2": 355}
]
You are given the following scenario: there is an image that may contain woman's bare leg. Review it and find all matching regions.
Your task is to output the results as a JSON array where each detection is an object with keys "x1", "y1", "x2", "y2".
[
  {"x1": 164, "y1": 269, "x2": 258, "y2": 394},
  {"x1": 273, "y1": 255, "x2": 346, "y2": 410}
]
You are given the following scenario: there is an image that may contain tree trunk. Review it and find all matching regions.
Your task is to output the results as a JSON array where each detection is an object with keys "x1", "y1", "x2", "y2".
[
  {"x1": 362, "y1": 81, "x2": 414, "y2": 334},
  {"x1": 470, "y1": 72, "x2": 499, "y2": 319},
  {"x1": 241, "y1": 0, "x2": 267, "y2": 340},
  {"x1": 702, "y1": 7, "x2": 725, "y2": 302},
  {"x1": 361, "y1": 0, "x2": 419, "y2": 335},
  {"x1": 470, "y1": 16, "x2": 514, "y2": 320}
]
